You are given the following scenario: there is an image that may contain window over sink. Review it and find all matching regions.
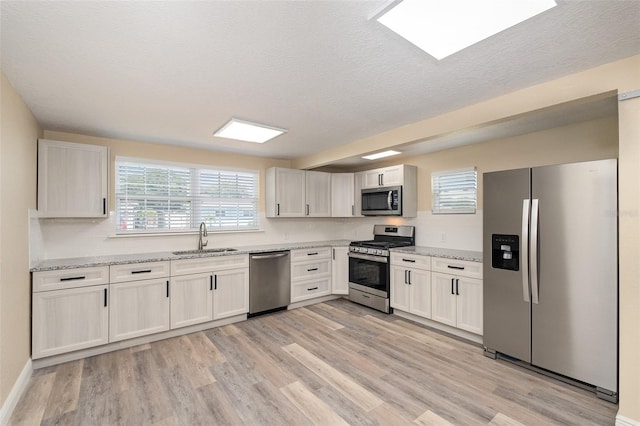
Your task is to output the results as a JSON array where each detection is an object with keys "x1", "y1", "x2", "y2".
[{"x1": 115, "y1": 157, "x2": 259, "y2": 234}]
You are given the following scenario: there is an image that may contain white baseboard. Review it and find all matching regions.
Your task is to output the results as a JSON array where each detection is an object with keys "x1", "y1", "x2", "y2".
[
  {"x1": 0, "y1": 358, "x2": 33, "y2": 425},
  {"x1": 617, "y1": 414, "x2": 640, "y2": 426}
]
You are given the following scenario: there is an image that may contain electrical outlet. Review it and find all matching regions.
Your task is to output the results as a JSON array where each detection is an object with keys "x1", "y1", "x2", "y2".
[{"x1": 441, "y1": 232, "x2": 447, "y2": 242}]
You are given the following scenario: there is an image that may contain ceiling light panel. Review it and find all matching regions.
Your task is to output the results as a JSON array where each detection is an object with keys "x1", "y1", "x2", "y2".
[
  {"x1": 362, "y1": 150, "x2": 401, "y2": 160},
  {"x1": 214, "y1": 118, "x2": 287, "y2": 143},
  {"x1": 377, "y1": 0, "x2": 557, "y2": 60}
]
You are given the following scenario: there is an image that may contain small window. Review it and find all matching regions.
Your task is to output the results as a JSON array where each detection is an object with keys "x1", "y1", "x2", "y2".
[
  {"x1": 432, "y1": 167, "x2": 477, "y2": 214},
  {"x1": 115, "y1": 158, "x2": 259, "y2": 233}
]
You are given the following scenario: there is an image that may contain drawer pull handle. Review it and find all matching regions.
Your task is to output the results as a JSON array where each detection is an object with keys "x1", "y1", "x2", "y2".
[
  {"x1": 307, "y1": 252, "x2": 318, "y2": 256},
  {"x1": 60, "y1": 276, "x2": 86, "y2": 282},
  {"x1": 307, "y1": 268, "x2": 319, "y2": 272},
  {"x1": 362, "y1": 293, "x2": 371, "y2": 299},
  {"x1": 307, "y1": 287, "x2": 319, "y2": 291},
  {"x1": 447, "y1": 265, "x2": 465, "y2": 270},
  {"x1": 402, "y1": 258, "x2": 416, "y2": 263},
  {"x1": 131, "y1": 269, "x2": 152, "y2": 274}
]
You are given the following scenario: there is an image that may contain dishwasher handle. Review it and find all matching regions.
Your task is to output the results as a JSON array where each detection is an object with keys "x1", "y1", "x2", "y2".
[{"x1": 250, "y1": 252, "x2": 289, "y2": 260}]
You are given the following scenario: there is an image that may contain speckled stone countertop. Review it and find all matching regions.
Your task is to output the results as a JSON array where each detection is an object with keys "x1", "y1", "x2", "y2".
[
  {"x1": 31, "y1": 240, "x2": 352, "y2": 272},
  {"x1": 390, "y1": 246, "x2": 482, "y2": 263}
]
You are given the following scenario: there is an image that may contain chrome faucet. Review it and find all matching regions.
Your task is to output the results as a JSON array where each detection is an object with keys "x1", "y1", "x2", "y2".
[{"x1": 198, "y1": 222, "x2": 208, "y2": 250}]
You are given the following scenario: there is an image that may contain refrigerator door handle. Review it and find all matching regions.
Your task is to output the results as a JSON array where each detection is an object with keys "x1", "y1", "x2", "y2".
[
  {"x1": 531, "y1": 199, "x2": 540, "y2": 304},
  {"x1": 522, "y1": 199, "x2": 530, "y2": 303}
]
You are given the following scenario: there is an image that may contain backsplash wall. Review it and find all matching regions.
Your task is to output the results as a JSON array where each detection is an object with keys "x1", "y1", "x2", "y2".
[{"x1": 29, "y1": 210, "x2": 483, "y2": 265}]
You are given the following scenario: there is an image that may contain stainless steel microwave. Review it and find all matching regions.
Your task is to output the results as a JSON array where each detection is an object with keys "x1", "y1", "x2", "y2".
[{"x1": 361, "y1": 186, "x2": 402, "y2": 216}]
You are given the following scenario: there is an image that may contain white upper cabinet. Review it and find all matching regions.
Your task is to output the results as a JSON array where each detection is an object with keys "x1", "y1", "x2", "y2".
[
  {"x1": 38, "y1": 139, "x2": 109, "y2": 218},
  {"x1": 362, "y1": 165, "x2": 406, "y2": 189},
  {"x1": 266, "y1": 167, "x2": 306, "y2": 217},
  {"x1": 305, "y1": 171, "x2": 331, "y2": 217},
  {"x1": 330, "y1": 173, "x2": 355, "y2": 217},
  {"x1": 266, "y1": 168, "x2": 331, "y2": 218}
]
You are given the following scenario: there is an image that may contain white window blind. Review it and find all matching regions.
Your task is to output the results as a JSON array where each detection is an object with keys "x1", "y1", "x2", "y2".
[
  {"x1": 432, "y1": 167, "x2": 477, "y2": 214},
  {"x1": 115, "y1": 158, "x2": 259, "y2": 233}
]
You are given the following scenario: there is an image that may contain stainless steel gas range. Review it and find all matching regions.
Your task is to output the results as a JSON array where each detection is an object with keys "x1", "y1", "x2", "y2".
[{"x1": 348, "y1": 225, "x2": 415, "y2": 313}]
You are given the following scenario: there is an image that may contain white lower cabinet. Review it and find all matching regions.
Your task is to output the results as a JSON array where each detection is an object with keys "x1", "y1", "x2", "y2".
[
  {"x1": 170, "y1": 255, "x2": 250, "y2": 328},
  {"x1": 32, "y1": 284, "x2": 109, "y2": 359},
  {"x1": 212, "y1": 268, "x2": 249, "y2": 320},
  {"x1": 170, "y1": 272, "x2": 213, "y2": 329},
  {"x1": 331, "y1": 246, "x2": 349, "y2": 295},
  {"x1": 291, "y1": 248, "x2": 332, "y2": 303},
  {"x1": 390, "y1": 263, "x2": 431, "y2": 318},
  {"x1": 109, "y1": 278, "x2": 171, "y2": 342},
  {"x1": 431, "y1": 272, "x2": 483, "y2": 335}
]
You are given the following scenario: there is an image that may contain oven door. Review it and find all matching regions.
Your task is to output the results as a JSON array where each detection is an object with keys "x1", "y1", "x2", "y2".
[{"x1": 348, "y1": 252, "x2": 389, "y2": 298}]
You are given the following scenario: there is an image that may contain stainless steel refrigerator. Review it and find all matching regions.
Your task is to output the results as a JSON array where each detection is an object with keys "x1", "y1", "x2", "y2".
[{"x1": 483, "y1": 159, "x2": 618, "y2": 402}]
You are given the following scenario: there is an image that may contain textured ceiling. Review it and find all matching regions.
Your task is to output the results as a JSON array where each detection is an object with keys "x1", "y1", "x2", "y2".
[{"x1": 1, "y1": 1, "x2": 639, "y2": 164}]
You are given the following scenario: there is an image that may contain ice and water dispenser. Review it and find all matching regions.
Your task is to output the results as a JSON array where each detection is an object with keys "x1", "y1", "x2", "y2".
[{"x1": 491, "y1": 234, "x2": 519, "y2": 271}]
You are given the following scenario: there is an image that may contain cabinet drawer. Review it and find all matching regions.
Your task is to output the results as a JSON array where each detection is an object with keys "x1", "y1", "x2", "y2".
[
  {"x1": 291, "y1": 259, "x2": 331, "y2": 281},
  {"x1": 391, "y1": 253, "x2": 431, "y2": 271},
  {"x1": 171, "y1": 254, "x2": 249, "y2": 276},
  {"x1": 33, "y1": 266, "x2": 110, "y2": 292},
  {"x1": 290, "y1": 247, "x2": 331, "y2": 262},
  {"x1": 291, "y1": 276, "x2": 331, "y2": 303},
  {"x1": 110, "y1": 261, "x2": 170, "y2": 283},
  {"x1": 431, "y1": 257, "x2": 482, "y2": 279}
]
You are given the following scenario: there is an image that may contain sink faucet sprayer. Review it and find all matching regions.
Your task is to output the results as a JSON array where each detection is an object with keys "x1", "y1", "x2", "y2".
[{"x1": 198, "y1": 222, "x2": 208, "y2": 250}]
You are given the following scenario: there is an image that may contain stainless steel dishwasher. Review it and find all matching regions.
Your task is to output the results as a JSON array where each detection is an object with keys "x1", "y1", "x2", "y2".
[{"x1": 249, "y1": 251, "x2": 290, "y2": 317}]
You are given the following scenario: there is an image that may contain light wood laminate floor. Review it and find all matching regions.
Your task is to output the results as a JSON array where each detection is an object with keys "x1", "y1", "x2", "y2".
[{"x1": 10, "y1": 299, "x2": 617, "y2": 425}]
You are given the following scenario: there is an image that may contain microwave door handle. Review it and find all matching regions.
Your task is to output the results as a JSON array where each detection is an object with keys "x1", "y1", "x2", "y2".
[{"x1": 387, "y1": 191, "x2": 393, "y2": 210}]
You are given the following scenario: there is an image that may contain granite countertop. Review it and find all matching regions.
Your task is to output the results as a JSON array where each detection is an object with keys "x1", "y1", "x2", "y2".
[
  {"x1": 390, "y1": 246, "x2": 483, "y2": 263},
  {"x1": 31, "y1": 240, "x2": 352, "y2": 272}
]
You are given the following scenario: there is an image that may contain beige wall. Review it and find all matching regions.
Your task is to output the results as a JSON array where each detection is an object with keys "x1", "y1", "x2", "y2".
[
  {"x1": 0, "y1": 71, "x2": 40, "y2": 406},
  {"x1": 43, "y1": 131, "x2": 292, "y2": 213},
  {"x1": 618, "y1": 95, "x2": 640, "y2": 421},
  {"x1": 367, "y1": 115, "x2": 619, "y2": 212}
]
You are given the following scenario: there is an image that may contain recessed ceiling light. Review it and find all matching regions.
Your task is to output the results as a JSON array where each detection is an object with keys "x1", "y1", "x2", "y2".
[
  {"x1": 214, "y1": 118, "x2": 287, "y2": 143},
  {"x1": 362, "y1": 150, "x2": 401, "y2": 160},
  {"x1": 377, "y1": 0, "x2": 557, "y2": 60}
]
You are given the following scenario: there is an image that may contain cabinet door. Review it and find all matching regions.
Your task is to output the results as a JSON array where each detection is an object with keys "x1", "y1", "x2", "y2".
[
  {"x1": 390, "y1": 265, "x2": 410, "y2": 311},
  {"x1": 363, "y1": 169, "x2": 383, "y2": 188},
  {"x1": 32, "y1": 285, "x2": 109, "y2": 359},
  {"x1": 408, "y1": 268, "x2": 431, "y2": 319},
  {"x1": 109, "y1": 278, "x2": 170, "y2": 342},
  {"x1": 305, "y1": 171, "x2": 331, "y2": 217},
  {"x1": 170, "y1": 273, "x2": 213, "y2": 329},
  {"x1": 431, "y1": 272, "x2": 457, "y2": 327},
  {"x1": 379, "y1": 166, "x2": 404, "y2": 187},
  {"x1": 331, "y1": 247, "x2": 349, "y2": 295},
  {"x1": 456, "y1": 276, "x2": 483, "y2": 335},
  {"x1": 274, "y1": 168, "x2": 306, "y2": 217},
  {"x1": 213, "y1": 268, "x2": 249, "y2": 320},
  {"x1": 353, "y1": 172, "x2": 365, "y2": 216},
  {"x1": 331, "y1": 173, "x2": 355, "y2": 217},
  {"x1": 38, "y1": 139, "x2": 108, "y2": 218}
]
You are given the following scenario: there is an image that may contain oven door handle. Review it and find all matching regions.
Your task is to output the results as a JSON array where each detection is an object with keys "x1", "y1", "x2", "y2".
[{"x1": 348, "y1": 252, "x2": 388, "y2": 264}]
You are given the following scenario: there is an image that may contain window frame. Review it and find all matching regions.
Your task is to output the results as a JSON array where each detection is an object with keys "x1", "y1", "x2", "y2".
[
  {"x1": 431, "y1": 166, "x2": 478, "y2": 214},
  {"x1": 114, "y1": 156, "x2": 260, "y2": 235}
]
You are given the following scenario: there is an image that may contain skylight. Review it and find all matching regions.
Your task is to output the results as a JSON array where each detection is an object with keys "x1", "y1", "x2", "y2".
[
  {"x1": 214, "y1": 118, "x2": 287, "y2": 143},
  {"x1": 377, "y1": 0, "x2": 557, "y2": 60},
  {"x1": 362, "y1": 150, "x2": 401, "y2": 160}
]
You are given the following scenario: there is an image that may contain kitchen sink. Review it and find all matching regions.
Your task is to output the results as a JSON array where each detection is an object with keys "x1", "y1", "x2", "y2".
[{"x1": 172, "y1": 248, "x2": 238, "y2": 255}]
